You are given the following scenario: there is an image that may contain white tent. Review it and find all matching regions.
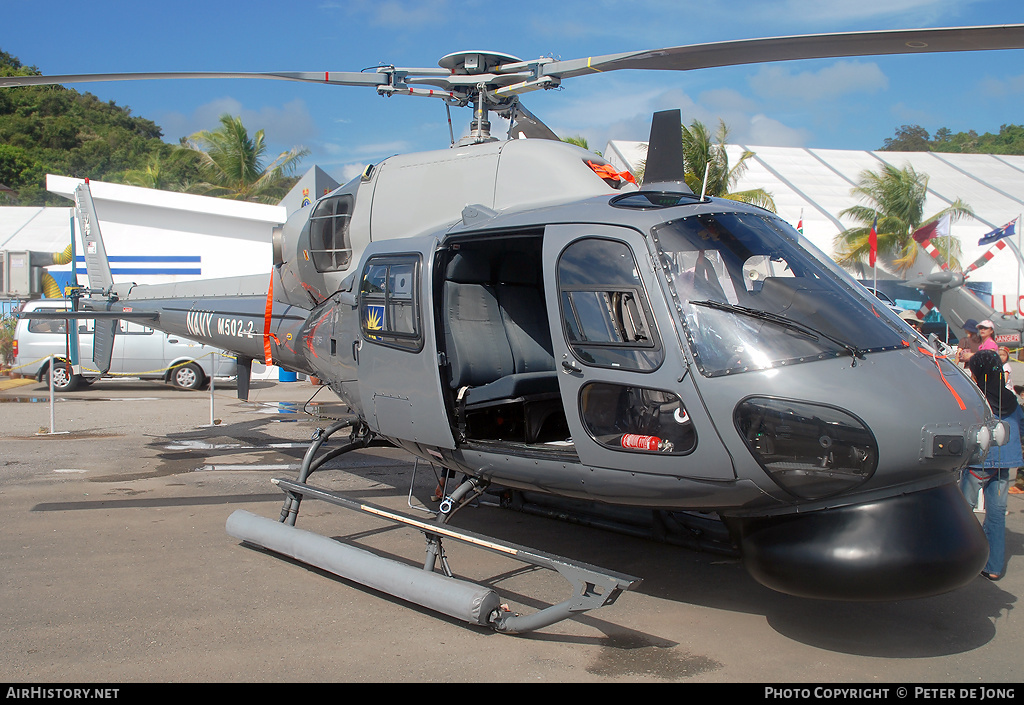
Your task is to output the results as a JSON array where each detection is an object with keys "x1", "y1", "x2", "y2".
[{"x1": 605, "y1": 140, "x2": 1024, "y2": 314}]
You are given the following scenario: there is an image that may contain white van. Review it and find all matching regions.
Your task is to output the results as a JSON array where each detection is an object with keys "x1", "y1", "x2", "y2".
[{"x1": 13, "y1": 300, "x2": 236, "y2": 391}]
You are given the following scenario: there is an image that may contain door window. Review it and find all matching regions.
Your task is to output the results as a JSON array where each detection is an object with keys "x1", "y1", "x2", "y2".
[
  {"x1": 359, "y1": 254, "x2": 421, "y2": 352},
  {"x1": 557, "y1": 237, "x2": 662, "y2": 371},
  {"x1": 119, "y1": 320, "x2": 154, "y2": 335},
  {"x1": 580, "y1": 382, "x2": 697, "y2": 455},
  {"x1": 28, "y1": 318, "x2": 67, "y2": 334}
]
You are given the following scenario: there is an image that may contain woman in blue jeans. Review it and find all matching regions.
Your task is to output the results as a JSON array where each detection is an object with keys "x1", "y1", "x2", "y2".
[{"x1": 961, "y1": 350, "x2": 1024, "y2": 581}]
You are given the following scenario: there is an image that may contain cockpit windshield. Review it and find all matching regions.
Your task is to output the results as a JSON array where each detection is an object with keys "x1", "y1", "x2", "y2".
[{"x1": 651, "y1": 212, "x2": 906, "y2": 377}]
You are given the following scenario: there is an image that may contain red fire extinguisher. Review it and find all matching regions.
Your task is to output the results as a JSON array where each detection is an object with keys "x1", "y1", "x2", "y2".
[{"x1": 620, "y1": 434, "x2": 674, "y2": 452}]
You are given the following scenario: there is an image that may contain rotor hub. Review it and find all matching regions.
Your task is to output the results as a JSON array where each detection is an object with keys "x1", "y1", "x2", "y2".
[{"x1": 438, "y1": 51, "x2": 521, "y2": 75}]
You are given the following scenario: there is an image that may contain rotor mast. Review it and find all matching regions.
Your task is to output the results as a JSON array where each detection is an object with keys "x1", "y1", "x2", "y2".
[{"x1": 433, "y1": 51, "x2": 559, "y2": 145}]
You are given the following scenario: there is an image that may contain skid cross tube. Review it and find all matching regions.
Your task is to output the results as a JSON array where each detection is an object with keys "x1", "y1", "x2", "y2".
[{"x1": 265, "y1": 477, "x2": 641, "y2": 633}]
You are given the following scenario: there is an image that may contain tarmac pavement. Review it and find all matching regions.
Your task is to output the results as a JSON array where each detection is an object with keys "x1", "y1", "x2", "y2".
[{"x1": 1, "y1": 376, "x2": 1022, "y2": 684}]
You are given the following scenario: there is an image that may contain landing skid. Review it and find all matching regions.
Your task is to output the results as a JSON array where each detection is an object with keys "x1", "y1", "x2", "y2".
[
  {"x1": 225, "y1": 422, "x2": 640, "y2": 634},
  {"x1": 501, "y1": 490, "x2": 740, "y2": 558}
]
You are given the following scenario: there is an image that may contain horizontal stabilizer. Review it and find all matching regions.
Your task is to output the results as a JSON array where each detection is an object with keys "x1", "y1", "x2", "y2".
[
  {"x1": 113, "y1": 273, "x2": 273, "y2": 301},
  {"x1": 20, "y1": 310, "x2": 158, "y2": 320}
]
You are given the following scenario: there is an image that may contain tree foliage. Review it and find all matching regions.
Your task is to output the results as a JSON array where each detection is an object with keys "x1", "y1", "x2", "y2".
[
  {"x1": 680, "y1": 119, "x2": 775, "y2": 211},
  {"x1": 633, "y1": 118, "x2": 776, "y2": 211},
  {"x1": 880, "y1": 123, "x2": 1024, "y2": 154},
  {"x1": 0, "y1": 49, "x2": 189, "y2": 204},
  {"x1": 561, "y1": 135, "x2": 602, "y2": 156},
  {"x1": 0, "y1": 49, "x2": 310, "y2": 205},
  {"x1": 833, "y1": 163, "x2": 973, "y2": 275},
  {"x1": 183, "y1": 115, "x2": 308, "y2": 203},
  {"x1": 0, "y1": 313, "x2": 17, "y2": 366}
]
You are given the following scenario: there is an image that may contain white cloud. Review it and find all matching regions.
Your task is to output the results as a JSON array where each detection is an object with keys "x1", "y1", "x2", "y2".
[
  {"x1": 980, "y1": 73, "x2": 1024, "y2": 98},
  {"x1": 320, "y1": 139, "x2": 411, "y2": 162},
  {"x1": 744, "y1": 114, "x2": 813, "y2": 146},
  {"x1": 888, "y1": 100, "x2": 939, "y2": 127},
  {"x1": 340, "y1": 162, "x2": 369, "y2": 182},
  {"x1": 749, "y1": 60, "x2": 889, "y2": 102},
  {"x1": 322, "y1": 0, "x2": 451, "y2": 27},
  {"x1": 156, "y1": 97, "x2": 319, "y2": 149},
  {"x1": 766, "y1": 0, "x2": 969, "y2": 25}
]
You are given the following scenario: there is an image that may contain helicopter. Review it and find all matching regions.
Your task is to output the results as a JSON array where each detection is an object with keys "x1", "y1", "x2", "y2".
[
  {"x1": 7, "y1": 24, "x2": 1024, "y2": 634},
  {"x1": 892, "y1": 219, "x2": 1024, "y2": 351}
]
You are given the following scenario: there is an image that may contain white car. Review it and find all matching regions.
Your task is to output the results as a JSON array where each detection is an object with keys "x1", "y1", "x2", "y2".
[{"x1": 14, "y1": 299, "x2": 235, "y2": 391}]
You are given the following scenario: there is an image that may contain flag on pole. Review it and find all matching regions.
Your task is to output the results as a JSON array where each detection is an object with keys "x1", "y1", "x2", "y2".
[
  {"x1": 911, "y1": 214, "x2": 952, "y2": 270},
  {"x1": 912, "y1": 213, "x2": 951, "y2": 244},
  {"x1": 978, "y1": 218, "x2": 1017, "y2": 246},
  {"x1": 868, "y1": 215, "x2": 878, "y2": 268},
  {"x1": 796, "y1": 210, "x2": 803, "y2": 234}
]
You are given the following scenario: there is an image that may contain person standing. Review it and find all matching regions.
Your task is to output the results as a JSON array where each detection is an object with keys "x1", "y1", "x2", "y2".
[
  {"x1": 899, "y1": 310, "x2": 924, "y2": 337},
  {"x1": 999, "y1": 346, "x2": 1014, "y2": 391},
  {"x1": 977, "y1": 319, "x2": 999, "y2": 352},
  {"x1": 961, "y1": 350, "x2": 1023, "y2": 581},
  {"x1": 957, "y1": 319, "x2": 982, "y2": 366}
]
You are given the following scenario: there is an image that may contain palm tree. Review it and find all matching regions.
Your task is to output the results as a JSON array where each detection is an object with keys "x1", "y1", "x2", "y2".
[
  {"x1": 184, "y1": 114, "x2": 310, "y2": 203},
  {"x1": 636, "y1": 118, "x2": 776, "y2": 211},
  {"x1": 834, "y1": 163, "x2": 973, "y2": 274},
  {"x1": 561, "y1": 135, "x2": 603, "y2": 156},
  {"x1": 120, "y1": 148, "x2": 200, "y2": 192}
]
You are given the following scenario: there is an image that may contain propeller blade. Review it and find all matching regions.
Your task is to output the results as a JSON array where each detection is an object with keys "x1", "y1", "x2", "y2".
[
  {"x1": 509, "y1": 103, "x2": 560, "y2": 141},
  {"x1": 0, "y1": 70, "x2": 388, "y2": 89},
  {"x1": 542, "y1": 24, "x2": 1024, "y2": 79}
]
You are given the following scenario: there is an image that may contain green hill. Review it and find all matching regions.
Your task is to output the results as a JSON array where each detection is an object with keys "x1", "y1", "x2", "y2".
[
  {"x1": 0, "y1": 49, "x2": 198, "y2": 205},
  {"x1": 880, "y1": 123, "x2": 1024, "y2": 154}
]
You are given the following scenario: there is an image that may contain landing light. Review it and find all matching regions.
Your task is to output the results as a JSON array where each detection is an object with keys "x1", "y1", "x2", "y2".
[
  {"x1": 735, "y1": 397, "x2": 878, "y2": 500},
  {"x1": 976, "y1": 425, "x2": 991, "y2": 452},
  {"x1": 992, "y1": 421, "x2": 1009, "y2": 447}
]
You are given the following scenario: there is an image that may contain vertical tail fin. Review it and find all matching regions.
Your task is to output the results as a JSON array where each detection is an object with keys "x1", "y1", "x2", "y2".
[
  {"x1": 73, "y1": 180, "x2": 117, "y2": 373},
  {"x1": 73, "y1": 180, "x2": 115, "y2": 294}
]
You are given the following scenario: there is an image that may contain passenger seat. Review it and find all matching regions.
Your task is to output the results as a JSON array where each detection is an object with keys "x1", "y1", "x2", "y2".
[
  {"x1": 495, "y1": 255, "x2": 556, "y2": 376},
  {"x1": 443, "y1": 251, "x2": 559, "y2": 407}
]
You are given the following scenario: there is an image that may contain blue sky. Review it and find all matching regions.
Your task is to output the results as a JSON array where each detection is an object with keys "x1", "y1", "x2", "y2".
[{"x1": 4, "y1": 0, "x2": 1024, "y2": 184}]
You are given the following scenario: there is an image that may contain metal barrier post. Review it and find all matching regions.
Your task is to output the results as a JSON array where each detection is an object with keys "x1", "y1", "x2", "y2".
[
  {"x1": 48, "y1": 353, "x2": 55, "y2": 434},
  {"x1": 209, "y1": 357, "x2": 216, "y2": 426}
]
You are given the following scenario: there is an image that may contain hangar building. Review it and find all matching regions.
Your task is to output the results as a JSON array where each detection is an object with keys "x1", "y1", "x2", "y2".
[{"x1": 0, "y1": 166, "x2": 339, "y2": 305}]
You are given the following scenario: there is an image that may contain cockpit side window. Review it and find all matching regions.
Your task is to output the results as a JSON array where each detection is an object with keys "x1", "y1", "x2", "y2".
[
  {"x1": 309, "y1": 195, "x2": 353, "y2": 272},
  {"x1": 557, "y1": 237, "x2": 663, "y2": 371}
]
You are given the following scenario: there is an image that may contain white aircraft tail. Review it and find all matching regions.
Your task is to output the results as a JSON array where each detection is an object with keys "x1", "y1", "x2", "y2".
[{"x1": 72, "y1": 179, "x2": 117, "y2": 373}]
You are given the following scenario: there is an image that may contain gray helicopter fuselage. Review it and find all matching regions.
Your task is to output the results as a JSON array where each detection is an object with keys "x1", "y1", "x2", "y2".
[
  {"x1": 297, "y1": 186, "x2": 995, "y2": 519},
  {"x1": 93, "y1": 136, "x2": 994, "y2": 601}
]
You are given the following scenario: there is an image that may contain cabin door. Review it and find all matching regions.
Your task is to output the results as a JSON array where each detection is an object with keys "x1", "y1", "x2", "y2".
[
  {"x1": 356, "y1": 239, "x2": 455, "y2": 450},
  {"x1": 542, "y1": 224, "x2": 735, "y2": 480}
]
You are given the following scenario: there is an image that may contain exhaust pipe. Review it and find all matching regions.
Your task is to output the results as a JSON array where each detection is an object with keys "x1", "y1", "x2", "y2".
[{"x1": 226, "y1": 510, "x2": 502, "y2": 627}]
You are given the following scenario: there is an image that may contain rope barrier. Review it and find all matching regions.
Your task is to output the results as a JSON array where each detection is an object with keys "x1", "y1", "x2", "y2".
[{"x1": 16, "y1": 351, "x2": 260, "y2": 435}]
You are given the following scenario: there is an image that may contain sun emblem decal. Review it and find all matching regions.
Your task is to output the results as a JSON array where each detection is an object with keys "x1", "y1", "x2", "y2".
[{"x1": 364, "y1": 304, "x2": 384, "y2": 340}]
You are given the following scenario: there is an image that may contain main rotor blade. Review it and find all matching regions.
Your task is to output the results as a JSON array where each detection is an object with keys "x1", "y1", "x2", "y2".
[
  {"x1": 542, "y1": 24, "x2": 1024, "y2": 79},
  {"x1": 0, "y1": 70, "x2": 388, "y2": 89}
]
